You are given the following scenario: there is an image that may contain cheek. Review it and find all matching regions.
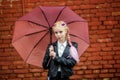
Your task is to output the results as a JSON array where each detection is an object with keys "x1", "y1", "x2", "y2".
[
  {"x1": 54, "y1": 34, "x2": 58, "y2": 37},
  {"x1": 62, "y1": 32, "x2": 67, "y2": 37}
]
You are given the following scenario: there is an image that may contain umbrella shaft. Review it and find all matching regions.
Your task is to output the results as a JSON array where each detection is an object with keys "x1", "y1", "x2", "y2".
[{"x1": 49, "y1": 28, "x2": 52, "y2": 43}]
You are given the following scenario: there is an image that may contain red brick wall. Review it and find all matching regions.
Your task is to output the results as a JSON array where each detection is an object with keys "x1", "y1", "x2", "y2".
[{"x1": 0, "y1": 0, "x2": 120, "y2": 80}]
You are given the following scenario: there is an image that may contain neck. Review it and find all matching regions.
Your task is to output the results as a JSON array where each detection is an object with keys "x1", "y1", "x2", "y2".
[{"x1": 58, "y1": 39, "x2": 66, "y2": 43}]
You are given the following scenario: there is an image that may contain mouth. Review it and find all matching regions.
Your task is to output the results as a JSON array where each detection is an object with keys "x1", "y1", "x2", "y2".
[{"x1": 58, "y1": 37, "x2": 62, "y2": 39}]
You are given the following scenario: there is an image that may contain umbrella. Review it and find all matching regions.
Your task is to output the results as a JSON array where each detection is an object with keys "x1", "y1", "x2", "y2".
[{"x1": 12, "y1": 6, "x2": 89, "y2": 67}]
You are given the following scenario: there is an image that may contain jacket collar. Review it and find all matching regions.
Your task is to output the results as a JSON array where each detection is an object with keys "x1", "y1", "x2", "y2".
[{"x1": 52, "y1": 41, "x2": 70, "y2": 57}]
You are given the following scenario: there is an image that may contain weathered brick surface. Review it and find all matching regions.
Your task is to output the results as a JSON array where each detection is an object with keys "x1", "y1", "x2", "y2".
[{"x1": 0, "y1": 0, "x2": 120, "y2": 80}]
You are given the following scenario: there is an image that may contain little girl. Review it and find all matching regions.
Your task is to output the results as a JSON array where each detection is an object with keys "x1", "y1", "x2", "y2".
[{"x1": 42, "y1": 21, "x2": 78, "y2": 80}]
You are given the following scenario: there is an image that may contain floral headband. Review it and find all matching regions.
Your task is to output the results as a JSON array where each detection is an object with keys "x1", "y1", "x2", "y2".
[{"x1": 53, "y1": 21, "x2": 67, "y2": 27}]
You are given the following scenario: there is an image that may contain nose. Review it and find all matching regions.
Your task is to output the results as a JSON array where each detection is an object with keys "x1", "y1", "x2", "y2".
[
  {"x1": 57, "y1": 33, "x2": 60, "y2": 36},
  {"x1": 56, "y1": 33, "x2": 61, "y2": 38}
]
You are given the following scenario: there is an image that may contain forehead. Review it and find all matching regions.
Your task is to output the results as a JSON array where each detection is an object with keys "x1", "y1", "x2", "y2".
[{"x1": 53, "y1": 26, "x2": 66, "y2": 32}]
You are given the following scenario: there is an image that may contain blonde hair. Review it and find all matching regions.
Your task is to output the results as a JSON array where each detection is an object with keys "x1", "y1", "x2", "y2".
[
  {"x1": 52, "y1": 21, "x2": 68, "y2": 31},
  {"x1": 52, "y1": 21, "x2": 70, "y2": 41}
]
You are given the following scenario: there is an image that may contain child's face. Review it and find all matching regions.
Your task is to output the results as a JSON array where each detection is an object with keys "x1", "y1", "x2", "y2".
[{"x1": 54, "y1": 28, "x2": 67, "y2": 42}]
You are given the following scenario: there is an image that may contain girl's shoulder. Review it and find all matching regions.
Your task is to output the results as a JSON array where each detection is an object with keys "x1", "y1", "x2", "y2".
[
  {"x1": 71, "y1": 42, "x2": 78, "y2": 48},
  {"x1": 71, "y1": 42, "x2": 78, "y2": 45}
]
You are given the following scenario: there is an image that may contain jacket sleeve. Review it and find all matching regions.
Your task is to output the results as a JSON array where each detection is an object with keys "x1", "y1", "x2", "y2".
[
  {"x1": 42, "y1": 44, "x2": 51, "y2": 69},
  {"x1": 53, "y1": 42, "x2": 78, "y2": 68}
]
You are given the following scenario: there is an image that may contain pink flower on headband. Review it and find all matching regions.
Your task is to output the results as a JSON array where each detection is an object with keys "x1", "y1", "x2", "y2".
[
  {"x1": 53, "y1": 21, "x2": 67, "y2": 27},
  {"x1": 61, "y1": 23, "x2": 65, "y2": 26}
]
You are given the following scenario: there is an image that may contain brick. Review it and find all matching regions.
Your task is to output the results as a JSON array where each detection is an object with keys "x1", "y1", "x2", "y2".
[
  {"x1": 80, "y1": 57, "x2": 87, "y2": 61},
  {"x1": 33, "y1": 73, "x2": 40, "y2": 77},
  {"x1": 0, "y1": 61, "x2": 11, "y2": 66},
  {"x1": 92, "y1": 61, "x2": 100, "y2": 65},
  {"x1": 70, "y1": 75, "x2": 82, "y2": 79},
  {"x1": 17, "y1": 74, "x2": 24, "y2": 78},
  {"x1": 73, "y1": 66, "x2": 81, "y2": 70},
  {"x1": 115, "y1": 73, "x2": 120, "y2": 77},
  {"x1": 87, "y1": 47, "x2": 101, "y2": 52},
  {"x1": 103, "y1": 56, "x2": 113, "y2": 60},
  {"x1": 85, "y1": 61, "x2": 92, "y2": 65},
  {"x1": 13, "y1": 61, "x2": 25, "y2": 65},
  {"x1": 117, "y1": 69, "x2": 120, "y2": 72},
  {"x1": 89, "y1": 21, "x2": 101, "y2": 26},
  {"x1": 113, "y1": 37, "x2": 120, "y2": 41},
  {"x1": 14, "y1": 69, "x2": 28, "y2": 74},
  {"x1": 112, "y1": 3, "x2": 120, "y2": 7},
  {"x1": 8, "y1": 74, "x2": 17, "y2": 78},
  {"x1": 112, "y1": 29, "x2": 120, "y2": 33},
  {"x1": 116, "y1": 51, "x2": 120, "y2": 55},
  {"x1": 101, "y1": 47, "x2": 112, "y2": 51},
  {"x1": 0, "y1": 70, "x2": 13, "y2": 74},
  {"x1": 2, "y1": 66, "x2": 9, "y2": 69},
  {"x1": 100, "y1": 60, "x2": 108, "y2": 64},
  {"x1": 76, "y1": 71, "x2": 84, "y2": 74},
  {"x1": 85, "y1": 70, "x2": 92, "y2": 74},
  {"x1": 88, "y1": 65, "x2": 102, "y2": 69},
  {"x1": 103, "y1": 64, "x2": 113, "y2": 69},
  {"x1": 25, "y1": 73, "x2": 33, "y2": 77},
  {"x1": 114, "y1": 64, "x2": 120, "y2": 68},
  {"x1": 23, "y1": 78, "x2": 34, "y2": 80},
  {"x1": 29, "y1": 69, "x2": 41, "y2": 73},
  {"x1": 9, "y1": 65, "x2": 17, "y2": 69},
  {"x1": 99, "y1": 73, "x2": 114, "y2": 78},
  {"x1": 109, "y1": 69, "x2": 116, "y2": 73},
  {"x1": 90, "y1": 0, "x2": 105, "y2": 4},
  {"x1": 84, "y1": 74, "x2": 98, "y2": 78},
  {"x1": 116, "y1": 60, "x2": 120, "y2": 63},
  {"x1": 88, "y1": 56, "x2": 102, "y2": 61},
  {"x1": 0, "y1": 57, "x2": 14, "y2": 61},
  {"x1": 108, "y1": 60, "x2": 115, "y2": 64},
  {"x1": 98, "y1": 25, "x2": 106, "y2": 29},
  {"x1": 0, "y1": 26, "x2": 11, "y2": 31},
  {"x1": 93, "y1": 70, "x2": 100, "y2": 74},
  {"x1": 91, "y1": 43, "x2": 106, "y2": 47},
  {"x1": 41, "y1": 71, "x2": 48, "y2": 77},
  {"x1": 98, "y1": 30, "x2": 111, "y2": 34},
  {"x1": 113, "y1": 47, "x2": 120, "y2": 50},
  {"x1": 97, "y1": 38, "x2": 112, "y2": 43},
  {"x1": 104, "y1": 21, "x2": 118, "y2": 25},
  {"x1": 96, "y1": 12, "x2": 111, "y2": 17},
  {"x1": 100, "y1": 16, "x2": 107, "y2": 20},
  {"x1": 25, "y1": 0, "x2": 38, "y2": 3},
  {"x1": 79, "y1": 66, "x2": 87, "y2": 70},
  {"x1": 0, "y1": 52, "x2": 11, "y2": 57},
  {"x1": 101, "y1": 69, "x2": 108, "y2": 73},
  {"x1": 80, "y1": 5, "x2": 95, "y2": 9},
  {"x1": 66, "y1": 1, "x2": 74, "y2": 6}
]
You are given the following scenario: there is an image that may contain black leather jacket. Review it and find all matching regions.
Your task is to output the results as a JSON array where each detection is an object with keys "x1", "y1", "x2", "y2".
[{"x1": 42, "y1": 41, "x2": 78, "y2": 78}]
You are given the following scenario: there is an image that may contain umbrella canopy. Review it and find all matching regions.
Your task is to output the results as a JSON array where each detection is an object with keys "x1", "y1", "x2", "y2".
[{"x1": 12, "y1": 6, "x2": 89, "y2": 67}]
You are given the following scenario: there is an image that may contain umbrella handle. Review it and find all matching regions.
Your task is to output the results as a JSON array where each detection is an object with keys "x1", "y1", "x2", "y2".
[
  {"x1": 47, "y1": 45, "x2": 54, "y2": 67},
  {"x1": 47, "y1": 57, "x2": 52, "y2": 67}
]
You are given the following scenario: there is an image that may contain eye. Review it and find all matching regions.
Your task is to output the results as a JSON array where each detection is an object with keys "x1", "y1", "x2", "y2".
[
  {"x1": 59, "y1": 31, "x2": 63, "y2": 33},
  {"x1": 55, "y1": 32, "x2": 58, "y2": 34}
]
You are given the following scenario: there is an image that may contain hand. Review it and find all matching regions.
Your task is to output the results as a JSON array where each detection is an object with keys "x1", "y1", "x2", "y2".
[
  {"x1": 49, "y1": 45, "x2": 54, "y2": 52},
  {"x1": 49, "y1": 51, "x2": 56, "y2": 59},
  {"x1": 49, "y1": 45, "x2": 56, "y2": 59}
]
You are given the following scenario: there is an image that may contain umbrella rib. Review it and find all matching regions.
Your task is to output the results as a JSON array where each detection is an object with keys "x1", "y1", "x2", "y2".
[
  {"x1": 12, "y1": 29, "x2": 48, "y2": 43},
  {"x1": 25, "y1": 31, "x2": 49, "y2": 62},
  {"x1": 67, "y1": 21, "x2": 87, "y2": 25},
  {"x1": 28, "y1": 21, "x2": 48, "y2": 28},
  {"x1": 70, "y1": 34, "x2": 89, "y2": 44},
  {"x1": 54, "y1": 6, "x2": 66, "y2": 23},
  {"x1": 40, "y1": 7, "x2": 50, "y2": 27},
  {"x1": 25, "y1": 29, "x2": 48, "y2": 36}
]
